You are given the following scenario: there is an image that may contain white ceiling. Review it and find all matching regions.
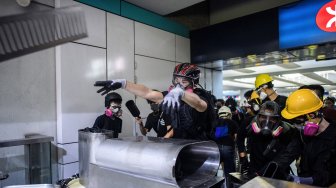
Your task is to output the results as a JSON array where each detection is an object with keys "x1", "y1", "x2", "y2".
[
  {"x1": 222, "y1": 59, "x2": 336, "y2": 95},
  {"x1": 121, "y1": 0, "x2": 336, "y2": 96},
  {"x1": 122, "y1": 0, "x2": 205, "y2": 15}
]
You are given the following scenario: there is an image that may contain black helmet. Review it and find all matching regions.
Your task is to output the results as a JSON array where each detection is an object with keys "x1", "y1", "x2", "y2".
[
  {"x1": 256, "y1": 101, "x2": 281, "y2": 136},
  {"x1": 105, "y1": 92, "x2": 122, "y2": 107},
  {"x1": 258, "y1": 101, "x2": 280, "y2": 117},
  {"x1": 173, "y1": 63, "x2": 200, "y2": 84}
]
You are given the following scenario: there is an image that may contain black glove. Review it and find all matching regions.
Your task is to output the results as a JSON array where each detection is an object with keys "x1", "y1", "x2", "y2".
[
  {"x1": 94, "y1": 79, "x2": 126, "y2": 95},
  {"x1": 240, "y1": 156, "x2": 249, "y2": 176}
]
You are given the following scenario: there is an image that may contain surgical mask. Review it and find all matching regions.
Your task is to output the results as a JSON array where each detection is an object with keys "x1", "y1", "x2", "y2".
[
  {"x1": 259, "y1": 91, "x2": 268, "y2": 100},
  {"x1": 150, "y1": 103, "x2": 159, "y2": 112},
  {"x1": 303, "y1": 122, "x2": 319, "y2": 136},
  {"x1": 252, "y1": 103, "x2": 260, "y2": 112}
]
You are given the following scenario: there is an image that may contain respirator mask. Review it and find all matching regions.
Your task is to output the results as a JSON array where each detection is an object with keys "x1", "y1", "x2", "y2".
[
  {"x1": 291, "y1": 113, "x2": 320, "y2": 136},
  {"x1": 105, "y1": 104, "x2": 122, "y2": 117},
  {"x1": 170, "y1": 76, "x2": 194, "y2": 93},
  {"x1": 251, "y1": 114, "x2": 282, "y2": 137}
]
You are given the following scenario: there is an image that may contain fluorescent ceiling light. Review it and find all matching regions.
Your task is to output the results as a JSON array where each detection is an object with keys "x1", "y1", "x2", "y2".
[
  {"x1": 233, "y1": 69, "x2": 255, "y2": 73},
  {"x1": 223, "y1": 80, "x2": 254, "y2": 88},
  {"x1": 280, "y1": 73, "x2": 303, "y2": 79},
  {"x1": 223, "y1": 90, "x2": 240, "y2": 95},
  {"x1": 234, "y1": 77, "x2": 255, "y2": 84}
]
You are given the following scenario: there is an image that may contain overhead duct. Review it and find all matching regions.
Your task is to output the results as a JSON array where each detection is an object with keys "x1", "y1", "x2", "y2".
[{"x1": 0, "y1": 5, "x2": 88, "y2": 62}]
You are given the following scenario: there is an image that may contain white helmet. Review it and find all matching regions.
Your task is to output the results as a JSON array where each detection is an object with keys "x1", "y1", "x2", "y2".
[{"x1": 218, "y1": 106, "x2": 232, "y2": 119}]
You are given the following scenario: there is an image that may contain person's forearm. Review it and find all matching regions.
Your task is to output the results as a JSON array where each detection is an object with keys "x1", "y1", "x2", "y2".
[
  {"x1": 181, "y1": 92, "x2": 207, "y2": 112},
  {"x1": 125, "y1": 81, "x2": 163, "y2": 103},
  {"x1": 138, "y1": 122, "x2": 147, "y2": 136},
  {"x1": 164, "y1": 128, "x2": 174, "y2": 138}
]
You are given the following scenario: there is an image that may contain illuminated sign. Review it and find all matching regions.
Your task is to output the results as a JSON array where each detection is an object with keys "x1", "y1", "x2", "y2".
[
  {"x1": 279, "y1": 0, "x2": 336, "y2": 49},
  {"x1": 316, "y1": 1, "x2": 336, "y2": 32}
]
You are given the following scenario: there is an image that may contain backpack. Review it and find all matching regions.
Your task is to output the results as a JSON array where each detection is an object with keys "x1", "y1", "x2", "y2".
[
  {"x1": 211, "y1": 120, "x2": 229, "y2": 140},
  {"x1": 194, "y1": 88, "x2": 217, "y2": 139}
]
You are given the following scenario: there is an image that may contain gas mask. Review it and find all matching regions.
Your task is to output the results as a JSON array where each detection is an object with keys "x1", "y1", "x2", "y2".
[
  {"x1": 105, "y1": 103, "x2": 122, "y2": 118},
  {"x1": 171, "y1": 76, "x2": 194, "y2": 93},
  {"x1": 292, "y1": 113, "x2": 320, "y2": 136},
  {"x1": 251, "y1": 115, "x2": 282, "y2": 137},
  {"x1": 303, "y1": 122, "x2": 319, "y2": 136},
  {"x1": 150, "y1": 103, "x2": 159, "y2": 112}
]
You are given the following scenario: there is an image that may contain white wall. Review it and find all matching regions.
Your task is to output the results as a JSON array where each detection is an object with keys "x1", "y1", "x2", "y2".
[
  {"x1": 54, "y1": 0, "x2": 192, "y2": 179},
  {"x1": 0, "y1": 1, "x2": 57, "y2": 186},
  {"x1": 0, "y1": 0, "x2": 223, "y2": 182}
]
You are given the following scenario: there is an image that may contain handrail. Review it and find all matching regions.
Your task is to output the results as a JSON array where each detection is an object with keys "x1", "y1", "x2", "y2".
[{"x1": 0, "y1": 135, "x2": 54, "y2": 148}]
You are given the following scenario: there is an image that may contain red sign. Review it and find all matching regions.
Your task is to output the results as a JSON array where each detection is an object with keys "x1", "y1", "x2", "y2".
[{"x1": 316, "y1": 1, "x2": 336, "y2": 32}]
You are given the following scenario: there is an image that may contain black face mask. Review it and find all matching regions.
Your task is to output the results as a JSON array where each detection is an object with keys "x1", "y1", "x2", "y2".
[{"x1": 150, "y1": 103, "x2": 159, "y2": 112}]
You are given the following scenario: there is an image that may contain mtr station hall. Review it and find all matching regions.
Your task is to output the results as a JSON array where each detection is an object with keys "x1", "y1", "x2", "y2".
[{"x1": 1, "y1": 0, "x2": 336, "y2": 188}]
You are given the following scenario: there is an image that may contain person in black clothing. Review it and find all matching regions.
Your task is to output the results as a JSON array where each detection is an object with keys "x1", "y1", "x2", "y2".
[
  {"x1": 136, "y1": 99, "x2": 172, "y2": 138},
  {"x1": 254, "y1": 74, "x2": 287, "y2": 113},
  {"x1": 92, "y1": 92, "x2": 123, "y2": 138},
  {"x1": 237, "y1": 101, "x2": 296, "y2": 180},
  {"x1": 211, "y1": 106, "x2": 238, "y2": 180},
  {"x1": 299, "y1": 84, "x2": 336, "y2": 124},
  {"x1": 237, "y1": 91, "x2": 261, "y2": 165},
  {"x1": 279, "y1": 89, "x2": 336, "y2": 186},
  {"x1": 225, "y1": 97, "x2": 245, "y2": 126},
  {"x1": 215, "y1": 99, "x2": 225, "y2": 115},
  {"x1": 94, "y1": 63, "x2": 215, "y2": 140}
]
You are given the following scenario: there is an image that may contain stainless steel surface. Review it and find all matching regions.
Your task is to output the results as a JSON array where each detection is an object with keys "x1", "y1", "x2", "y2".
[
  {"x1": 0, "y1": 135, "x2": 53, "y2": 148},
  {"x1": 78, "y1": 130, "x2": 113, "y2": 187},
  {"x1": 241, "y1": 177, "x2": 321, "y2": 188},
  {"x1": 0, "y1": 5, "x2": 88, "y2": 62},
  {"x1": 89, "y1": 136, "x2": 220, "y2": 188},
  {"x1": 4, "y1": 184, "x2": 60, "y2": 188}
]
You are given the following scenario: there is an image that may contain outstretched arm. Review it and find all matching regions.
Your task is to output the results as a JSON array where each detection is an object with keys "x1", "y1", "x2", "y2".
[
  {"x1": 181, "y1": 92, "x2": 207, "y2": 112},
  {"x1": 125, "y1": 81, "x2": 164, "y2": 103},
  {"x1": 94, "y1": 79, "x2": 164, "y2": 103}
]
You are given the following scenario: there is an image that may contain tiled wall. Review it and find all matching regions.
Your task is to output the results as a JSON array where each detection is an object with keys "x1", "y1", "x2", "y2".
[{"x1": 55, "y1": 0, "x2": 193, "y2": 179}]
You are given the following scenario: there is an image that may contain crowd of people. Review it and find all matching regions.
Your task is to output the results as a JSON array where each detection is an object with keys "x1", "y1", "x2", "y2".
[{"x1": 92, "y1": 63, "x2": 336, "y2": 187}]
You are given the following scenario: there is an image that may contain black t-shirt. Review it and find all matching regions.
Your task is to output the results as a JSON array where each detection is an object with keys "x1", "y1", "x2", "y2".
[
  {"x1": 263, "y1": 95, "x2": 287, "y2": 113},
  {"x1": 163, "y1": 88, "x2": 214, "y2": 140},
  {"x1": 92, "y1": 114, "x2": 122, "y2": 138},
  {"x1": 145, "y1": 111, "x2": 171, "y2": 137},
  {"x1": 211, "y1": 118, "x2": 238, "y2": 147}
]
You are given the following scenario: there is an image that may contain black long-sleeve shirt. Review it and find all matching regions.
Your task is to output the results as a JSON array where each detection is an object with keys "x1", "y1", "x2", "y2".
[
  {"x1": 276, "y1": 122, "x2": 336, "y2": 186},
  {"x1": 237, "y1": 118, "x2": 296, "y2": 178}
]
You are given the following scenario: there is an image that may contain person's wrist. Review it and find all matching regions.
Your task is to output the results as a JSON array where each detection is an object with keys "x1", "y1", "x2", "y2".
[{"x1": 117, "y1": 79, "x2": 126, "y2": 88}]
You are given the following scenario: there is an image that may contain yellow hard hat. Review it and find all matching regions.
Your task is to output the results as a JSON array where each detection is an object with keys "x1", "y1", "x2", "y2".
[
  {"x1": 281, "y1": 89, "x2": 323, "y2": 119},
  {"x1": 255, "y1": 74, "x2": 273, "y2": 89},
  {"x1": 250, "y1": 91, "x2": 259, "y2": 100}
]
